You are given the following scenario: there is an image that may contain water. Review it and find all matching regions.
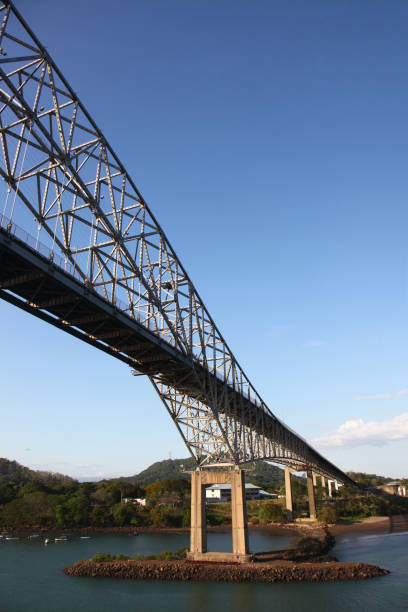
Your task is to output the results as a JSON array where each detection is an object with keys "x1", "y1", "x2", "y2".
[{"x1": 0, "y1": 529, "x2": 407, "y2": 612}]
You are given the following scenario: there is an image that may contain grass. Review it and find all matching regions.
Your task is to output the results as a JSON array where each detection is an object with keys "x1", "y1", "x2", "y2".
[{"x1": 91, "y1": 547, "x2": 189, "y2": 563}]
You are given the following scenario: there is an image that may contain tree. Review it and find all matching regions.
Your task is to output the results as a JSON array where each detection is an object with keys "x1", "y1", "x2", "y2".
[
  {"x1": 63, "y1": 494, "x2": 89, "y2": 525},
  {"x1": 258, "y1": 502, "x2": 287, "y2": 523}
]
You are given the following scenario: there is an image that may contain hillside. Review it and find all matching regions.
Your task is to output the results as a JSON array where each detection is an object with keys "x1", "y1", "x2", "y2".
[
  {"x1": 0, "y1": 458, "x2": 75, "y2": 485},
  {"x1": 345, "y1": 472, "x2": 399, "y2": 487},
  {"x1": 116, "y1": 458, "x2": 195, "y2": 486},
  {"x1": 117, "y1": 458, "x2": 287, "y2": 488}
]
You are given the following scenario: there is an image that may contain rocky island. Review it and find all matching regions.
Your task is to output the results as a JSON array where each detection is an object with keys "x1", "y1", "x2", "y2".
[{"x1": 63, "y1": 528, "x2": 389, "y2": 584}]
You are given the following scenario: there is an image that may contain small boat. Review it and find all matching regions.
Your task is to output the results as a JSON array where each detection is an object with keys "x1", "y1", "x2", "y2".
[
  {"x1": 44, "y1": 538, "x2": 50, "y2": 545},
  {"x1": 128, "y1": 532, "x2": 139, "y2": 536},
  {"x1": 80, "y1": 536, "x2": 91, "y2": 539},
  {"x1": 54, "y1": 537, "x2": 68, "y2": 542},
  {"x1": 5, "y1": 537, "x2": 19, "y2": 541},
  {"x1": 28, "y1": 534, "x2": 39, "y2": 539}
]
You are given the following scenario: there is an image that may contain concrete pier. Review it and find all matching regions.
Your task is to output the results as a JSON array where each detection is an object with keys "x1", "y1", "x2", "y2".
[
  {"x1": 188, "y1": 469, "x2": 250, "y2": 563},
  {"x1": 307, "y1": 471, "x2": 317, "y2": 519},
  {"x1": 284, "y1": 467, "x2": 293, "y2": 521},
  {"x1": 328, "y1": 480, "x2": 333, "y2": 498},
  {"x1": 231, "y1": 470, "x2": 250, "y2": 556},
  {"x1": 189, "y1": 471, "x2": 206, "y2": 554}
]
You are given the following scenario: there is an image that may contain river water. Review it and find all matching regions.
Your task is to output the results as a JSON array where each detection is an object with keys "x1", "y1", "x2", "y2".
[{"x1": 0, "y1": 529, "x2": 407, "y2": 611}]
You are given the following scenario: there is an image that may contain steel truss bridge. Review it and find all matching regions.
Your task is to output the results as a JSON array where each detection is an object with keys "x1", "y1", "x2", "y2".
[{"x1": 0, "y1": 1, "x2": 355, "y2": 486}]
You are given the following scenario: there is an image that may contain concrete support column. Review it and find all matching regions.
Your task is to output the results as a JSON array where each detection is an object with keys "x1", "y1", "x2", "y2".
[
  {"x1": 312, "y1": 473, "x2": 317, "y2": 486},
  {"x1": 307, "y1": 471, "x2": 317, "y2": 520},
  {"x1": 334, "y1": 480, "x2": 339, "y2": 492},
  {"x1": 190, "y1": 471, "x2": 206, "y2": 554},
  {"x1": 321, "y1": 476, "x2": 326, "y2": 487},
  {"x1": 231, "y1": 470, "x2": 249, "y2": 555},
  {"x1": 328, "y1": 480, "x2": 333, "y2": 498},
  {"x1": 284, "y1": 467, "x2": 293, "y2": 521}
]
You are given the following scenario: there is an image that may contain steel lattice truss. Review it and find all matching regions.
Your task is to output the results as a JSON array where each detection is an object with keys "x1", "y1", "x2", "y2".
[{"x1": 0, "y1": 1, "x2": 355, "y2": 485}]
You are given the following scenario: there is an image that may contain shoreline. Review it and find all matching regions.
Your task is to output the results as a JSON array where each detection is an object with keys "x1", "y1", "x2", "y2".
[
  {"x1": 61, "y1": 524, "x2": 393, "y2": 584},
  {"x1": 3, "y1": 514, "x2": 407, "y2": 538}
]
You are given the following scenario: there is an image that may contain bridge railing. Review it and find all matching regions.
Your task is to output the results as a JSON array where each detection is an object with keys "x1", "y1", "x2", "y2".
[
  {"x1": 1, "y1": 210, "x2": 268, "y2": 414},
  {"x1": 0, "y1": 211, "x2": 132, "y2": 314}
]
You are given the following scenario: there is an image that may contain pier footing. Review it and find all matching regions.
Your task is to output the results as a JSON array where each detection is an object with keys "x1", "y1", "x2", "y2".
[{"x1": 189, "y1": 468, "x2": 249, "y2": 562}]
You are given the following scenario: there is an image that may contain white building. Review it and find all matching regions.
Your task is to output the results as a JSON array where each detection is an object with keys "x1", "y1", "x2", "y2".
[
  {"x1": 205, "y1": 483, "x2": 277, "y2": 502},
  {"x1": 122, "y1": 497, "x2": 146, "y2": 506}
]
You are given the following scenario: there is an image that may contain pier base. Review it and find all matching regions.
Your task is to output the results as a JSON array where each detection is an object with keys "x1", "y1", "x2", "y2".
[
  {"x1": 186, "y1": 551, "x2": 252, "y2": 563},
  {"x1": 188, "y1": 468, "x2": 250, "y2": 563},
  {"x1": 307, "y1": 470, "x2": 317, "y2": 520},
  {"x1": 190, "y1": 470, "x2": 207, "y2": 554}
]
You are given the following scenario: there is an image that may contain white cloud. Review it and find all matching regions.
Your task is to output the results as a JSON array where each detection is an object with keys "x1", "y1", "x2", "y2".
[
  {"x1": 396, "y1": 388, "x2": 408, "y2": 398},
  {"x1": 302, "y1": 340, "x2": 327, "y2": 348},
  {"x1": 313, "y1": 412, "x2": 408, "y2": 448},
  {"x1": 355, "y1": 393, "x2": 392, "y2": 401}
]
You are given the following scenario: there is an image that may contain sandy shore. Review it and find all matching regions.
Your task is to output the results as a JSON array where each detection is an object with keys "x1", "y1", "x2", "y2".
[
  {"x1": 326, "y1": 514, "x2": 408, "y2": 537},
  {"x1": 252, "y1": 514, "x2": 408, "y2": 539}
]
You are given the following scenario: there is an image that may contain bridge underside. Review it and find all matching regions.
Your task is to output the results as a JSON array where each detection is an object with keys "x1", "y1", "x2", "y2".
[
  {"x1": 0, "y1": 226, "x2": 195, "y2": 379},
  {"x1": 0, "y1": 227, "x2": 356, "y2": 485}
]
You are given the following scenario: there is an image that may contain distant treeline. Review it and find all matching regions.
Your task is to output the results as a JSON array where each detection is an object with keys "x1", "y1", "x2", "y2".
[
  {"x1": 0, "y1": 464, "x2": 190, "y2": 528},
  {"x1": 0, "y1": 458, "x2": 407, "y2": 529}
]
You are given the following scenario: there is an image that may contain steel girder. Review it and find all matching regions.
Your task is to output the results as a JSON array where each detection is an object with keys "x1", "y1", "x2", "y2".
[{"x1": 0, "y1": 1, "x2": 355, "y2": 486}]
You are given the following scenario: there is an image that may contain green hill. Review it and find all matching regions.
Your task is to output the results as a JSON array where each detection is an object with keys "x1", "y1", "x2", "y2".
[
  {"x1": 0, "y1": 458, "x2": 75, "y2": 485},
  {"x1": 117, "y1": 458, "x2": 286, "y2": 488},
  {"x1": 117, "y1": 458, "x2": 195, "y2": 486}
]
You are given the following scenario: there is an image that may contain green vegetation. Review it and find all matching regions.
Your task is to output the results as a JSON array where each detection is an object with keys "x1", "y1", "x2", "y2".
[
  {"x1": 128, "y1": 459, "x2": 197, "y2": 486},
  {"x1": 1, "y1": 458, "x2": 408, "y2": 530},
  {"x1": 92, "y1": 547, "x2": 188, "y2": 562},
  {"x1": 294, "y1": 536, "x2": 326, "y2": 555},
  {"x1": 317, "y1": 487, "x2": 408, "y2": 521},
  {"x1": 123, "y1": 458, "x2": 286, "y2": 488},
  {"x1": 317, "y1": 505, "x2": 339, "y2": 523},
  {"x1": 0, "y1": 458, "x2": 184, "y2": 529},
  {"x1": 92, "y1": 553, "x2": 113, "y2": 562},
  {"x1": 346, "y1": 472, "x2": 394, "y2": 488},
  {"x1": 257, "y1": 501, "x2": 287, "y2": 523}
]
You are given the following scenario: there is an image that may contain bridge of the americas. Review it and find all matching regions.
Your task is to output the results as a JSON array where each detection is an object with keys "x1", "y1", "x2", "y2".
[{"x1": 0, "y1": 1, "x2": 357, "y2": 561}]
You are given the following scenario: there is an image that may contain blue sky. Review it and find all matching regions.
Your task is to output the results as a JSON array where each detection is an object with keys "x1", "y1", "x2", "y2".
[{"x1": 1, "y1": 0, "x2": 408, "y2": 479}]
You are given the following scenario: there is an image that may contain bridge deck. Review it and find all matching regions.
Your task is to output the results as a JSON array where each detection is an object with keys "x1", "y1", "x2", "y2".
[{"x1": 0, "y1": 226, "x2": 356, "y2": 486}]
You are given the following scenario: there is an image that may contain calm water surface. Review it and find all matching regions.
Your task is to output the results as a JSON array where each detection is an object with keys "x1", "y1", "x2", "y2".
[{"x1": 0, "y1": 529, "x2": 407, "y2": 611}]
